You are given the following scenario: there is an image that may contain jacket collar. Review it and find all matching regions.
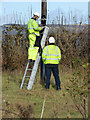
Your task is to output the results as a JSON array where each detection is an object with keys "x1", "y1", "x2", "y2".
[
  {"x1": 49, "y1": 43, "x2": 55, "y2": 45},
  {"x1": 32, "y1": 17, "x2": 36, "y2": 21}
]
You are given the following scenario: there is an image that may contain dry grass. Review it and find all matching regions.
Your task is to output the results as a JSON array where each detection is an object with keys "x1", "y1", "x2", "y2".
[{"x1": 2, "y1": 66, "x2": 86, "y2": 118}]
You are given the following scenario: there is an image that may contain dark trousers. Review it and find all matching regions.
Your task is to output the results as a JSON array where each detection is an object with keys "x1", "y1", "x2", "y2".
[
  {"x1": 34, "y1": 36, "x2": 41, "y2": 53},
  {"x1": 45, "y1": 64, "x2": 61, "y2": 89}
]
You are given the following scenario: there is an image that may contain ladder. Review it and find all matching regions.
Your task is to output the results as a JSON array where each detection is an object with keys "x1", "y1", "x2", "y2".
[{"x1": 20, "y1": 26, "x2": 49, "y2": 90}]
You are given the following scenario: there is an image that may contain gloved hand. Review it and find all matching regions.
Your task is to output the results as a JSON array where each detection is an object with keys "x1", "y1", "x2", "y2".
[{"x1": 41, "y1": 26, "x2": 45, "y2": 30}]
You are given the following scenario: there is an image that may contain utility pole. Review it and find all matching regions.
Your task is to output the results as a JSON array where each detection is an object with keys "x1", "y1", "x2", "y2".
[
  {"x1": 41, "y1": 0, "x2": 47, "y2": 26},
  {"x1": 88, "y1": 2, "x2": 90, "y2": 118},
  {"x1": 40, "y1": 0, "x2": 47, "y2": 83},
  {"x1": 88, "y1": 2, "x2": 90, "y2": 119}
]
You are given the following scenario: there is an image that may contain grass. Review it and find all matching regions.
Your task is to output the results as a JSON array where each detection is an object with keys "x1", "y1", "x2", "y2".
[{"x1": 2, "y1": 66, "x2": 86, "y2": 118}]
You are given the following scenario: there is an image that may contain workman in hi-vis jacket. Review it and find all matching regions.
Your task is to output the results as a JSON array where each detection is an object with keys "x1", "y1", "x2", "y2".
[
  {"x1": 42, "y1": 37, "x2": 61, "y2": 90},
  {"x1": 28, "y1": 12, "x2": 44, "y2": 60}
]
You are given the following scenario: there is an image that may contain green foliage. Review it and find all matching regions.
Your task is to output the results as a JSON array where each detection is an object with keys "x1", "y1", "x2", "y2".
[
  {"x1": 66, "y1": 65, "x2": 88, "y2": 118},
  {"x1": 2, "y1": 24, "x2": 88, "y2": 70},
  {"x1": 48, "y1": 24, "x2": 88, "y2": 68},
  {"x1": 2, "y1": 25, "x2": 29, "y2": 70}
]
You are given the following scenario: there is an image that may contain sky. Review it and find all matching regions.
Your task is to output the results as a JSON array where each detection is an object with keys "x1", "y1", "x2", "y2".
[
  {"x1": 0, "y1": 0, "x2": 89, "y2": 25},
  {"x1": 0, "y1": 0, "x2": 89, "y2": 2}
]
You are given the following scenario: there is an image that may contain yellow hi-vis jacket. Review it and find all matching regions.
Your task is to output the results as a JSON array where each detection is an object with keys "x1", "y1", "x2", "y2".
[
  {"x1": 27, "y1": 18, "x2": 42, "y2": 60},
  {"x1": 28, "y1": 18, "x2": 42, "y2": 37},
  {"x1": 42, "y1": 45, "x2": 61, "y2": 64}
]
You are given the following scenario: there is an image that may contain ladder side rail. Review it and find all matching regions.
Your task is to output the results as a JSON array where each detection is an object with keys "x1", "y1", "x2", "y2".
[
  {"x1": 41, "y1": 26, "x2": 49, "y2": 48},
  {"x1": 20, "y1": 60, "x2": 30, "y2": 89},
  {"x1": 27, "y1": 53, "x2": 41, "y2": 90}
]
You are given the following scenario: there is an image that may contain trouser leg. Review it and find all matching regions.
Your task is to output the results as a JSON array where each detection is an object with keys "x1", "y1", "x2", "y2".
[
  {"x1": 28, "y1": 47, "x2": 39, "y2": 60},
  {"x1": 34, "y1": 36, "x2": 41, "y2": 55},
  {"x1": 28, "y1": 35, "x2": 39, "y2": 60},
  {"x1": 52, "y1": 65, "x2": 61, "y2": 89},
  {"x1": 45, "y1": 65, "x2": 51, "y2": 89}
]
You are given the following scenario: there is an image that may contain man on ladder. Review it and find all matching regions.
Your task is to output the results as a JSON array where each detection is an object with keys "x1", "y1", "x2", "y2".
[
  {"x1": 27, "y1": 11, "x2": 45, "y2": 61},
  {"x1": 20, "y1": 17, "x2": 49, "y2": 90}
]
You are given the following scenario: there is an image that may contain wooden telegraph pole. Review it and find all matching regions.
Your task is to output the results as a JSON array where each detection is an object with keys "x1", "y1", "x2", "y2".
[
  {"x1": 40, "y1": 0, "x2": 47, "y2": 83},
  {"x1": 41, "y1": 0, "x2": 47, "y2": 26},
  {"x1": 88, "y1": 2, "x2": 90, "y2": 118}
]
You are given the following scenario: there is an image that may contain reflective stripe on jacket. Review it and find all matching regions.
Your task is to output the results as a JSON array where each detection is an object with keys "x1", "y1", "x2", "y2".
[
  {"x1": 28, "y1": 18, "x2": 42, "y2": 36},
  {"x1": 42, "y1": 45, "x2": 61, "y2": 64}
]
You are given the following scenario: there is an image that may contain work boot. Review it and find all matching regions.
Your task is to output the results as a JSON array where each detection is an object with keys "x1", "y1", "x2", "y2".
[
  {"x1": 56, "y1": 87, "x2": 61, "y2": 90},
  {"x1": 45, "y1": 85, "x2": 49, "y2": 90},
  {"x1": 29, "y1": 59, "x2": 35, "y2": 62}
]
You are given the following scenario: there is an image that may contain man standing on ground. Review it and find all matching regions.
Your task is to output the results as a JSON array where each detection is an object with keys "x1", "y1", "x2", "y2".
[
  {"x1": 42, "y1": 37, "x2": 61, "y2": 90},
  {"x1": 27, "y1": 12, "x2": 44, "y2": 61}
]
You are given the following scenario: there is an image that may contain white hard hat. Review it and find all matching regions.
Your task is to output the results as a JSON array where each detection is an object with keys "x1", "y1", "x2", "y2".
[
  {"x1": 49, "y1": 37, "x2": 55, "y2": 43},
  {"x1": 33, "y1": 12, "x2": 40, "y2": 17}
]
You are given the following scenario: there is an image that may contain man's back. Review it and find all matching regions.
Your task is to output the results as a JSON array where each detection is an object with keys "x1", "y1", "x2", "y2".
[
  {"x1": 42, "y1": 44, "x2": 61, "y2": 64},
  {"x1": 42, "y1": 37, "x2": 61, "y2": 90}
]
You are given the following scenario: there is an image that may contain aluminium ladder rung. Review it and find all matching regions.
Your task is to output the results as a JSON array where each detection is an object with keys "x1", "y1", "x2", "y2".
[
  {"x1": 25, "y1": 76, "x2": 30, "y2": 78},
  {"x1": 20, "y1": 59, "x2": 30, "y2": 89},
  {"x1": 27, "y1": 69, "x2": 32, "y2": 71},
  {"x1": 23, "y1": 83, "x2": 28, "y2": 86}
]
